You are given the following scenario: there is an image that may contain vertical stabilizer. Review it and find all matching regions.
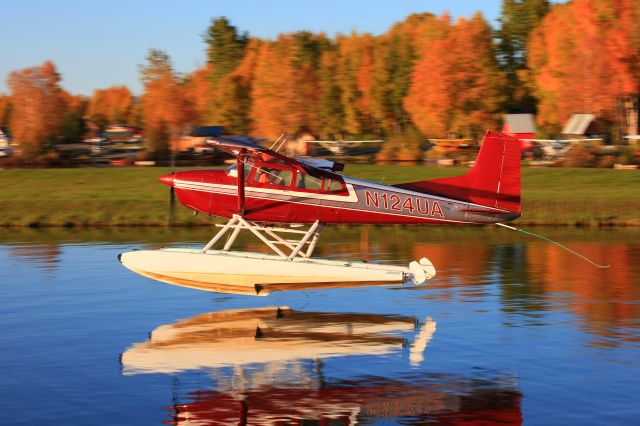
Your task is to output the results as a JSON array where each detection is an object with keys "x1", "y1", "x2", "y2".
[{"x1": 395, "y1": 131, "x2": 521, "y2": 212}]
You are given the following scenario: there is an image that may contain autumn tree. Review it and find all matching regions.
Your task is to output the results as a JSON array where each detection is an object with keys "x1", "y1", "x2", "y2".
[
  {"x1": 528, "y1": 0, "x2": 640, "y2": 135},
  {"x1": 382, "y1": 13, "x2": 448, "y2": 132},
  {"x1": 139, "y1": 49, "x2": 193, "y2": 159},
  {"x1": 404, "y1": 13, "x2": 505, "y2": 138},
  {"x1": 7, "y1": 61, "x2": 66, "y2": 157},
  {"x1": 185, "y1": 66, "x2": 212, "y2": 126},
  {"x1": 0, "y1": 95, "x2": 11, "y2": 128},
  {"x1": 331, "y1": 14, "x2": 450, "y2": 137},
  {"x1": 250, "y1": 36, "x2": 308, "y2": 138},
  {"x1": 291, "y1": 31, "x2": 329, "y2": 133},
  {"x1": 334, "y1": 33, "x2": 375, "y2": 136},
  {"x1": 317, "y1": 48, "x2": 344, "y2": 137},
  {"x1": 87, "y1": 85, "x2": 134, "y2": 129}
]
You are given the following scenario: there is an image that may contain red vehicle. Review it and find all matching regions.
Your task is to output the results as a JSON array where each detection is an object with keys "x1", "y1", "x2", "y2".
[
  {"x1": 119, "y1": 129, "x2": 522, "y2": 295},
  {"x1": 162, "y1": 130, "x2": 520, "y2": 225}
]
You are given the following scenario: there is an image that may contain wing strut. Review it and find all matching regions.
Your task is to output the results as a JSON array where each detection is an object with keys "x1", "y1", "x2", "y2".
[{"x1": 237, "y1": 148, "x2": 246, "y2": 215}]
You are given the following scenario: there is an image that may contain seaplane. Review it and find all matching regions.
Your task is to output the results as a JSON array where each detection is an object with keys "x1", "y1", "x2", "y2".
[
  {"x1": 119, "y1": 127, "x2": 522, "y2": 295},
  {"x1": 305, "y1": 138, "x2": 384, "y2": 155}
]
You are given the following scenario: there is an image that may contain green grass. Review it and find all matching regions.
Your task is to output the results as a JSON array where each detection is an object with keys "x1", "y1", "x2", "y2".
[{"x1": 1, "y1": 165, "x2": 638, "y2": 226}]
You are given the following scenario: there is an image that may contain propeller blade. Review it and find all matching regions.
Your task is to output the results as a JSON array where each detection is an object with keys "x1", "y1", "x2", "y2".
[
  {"x1": 169, "y1": 146, "x2": 176, "y2": 225},
  {"x1": 158, "y1": 171, "x2": 176, "y2": 225},
  {"x1": 169, "y1": 185, "x2": 176, "y2": 226}
]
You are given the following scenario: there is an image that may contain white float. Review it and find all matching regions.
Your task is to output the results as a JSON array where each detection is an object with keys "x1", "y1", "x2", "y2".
[{"x1": 119, "y1": 215, "x2": 436, "y2": 296}]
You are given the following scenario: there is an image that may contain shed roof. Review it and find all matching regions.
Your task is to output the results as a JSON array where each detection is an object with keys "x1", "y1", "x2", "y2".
[
  {"x1": 562, "y1": 114, "x2": 595, "y2": 135},
  {"x1": 503, "y1": 114, "x2": 536, "y2": 133}
]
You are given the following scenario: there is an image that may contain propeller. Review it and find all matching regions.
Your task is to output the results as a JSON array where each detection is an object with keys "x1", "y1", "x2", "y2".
[
  {"x1": 168, "y1": 183, "x2": 176, "y2": 226},
  {"x1": 168, "y1": 144, "x2": 177, "y2": 225},
  {"x1": 159, "y1": 172, "x2": 176, "y2": 225}
]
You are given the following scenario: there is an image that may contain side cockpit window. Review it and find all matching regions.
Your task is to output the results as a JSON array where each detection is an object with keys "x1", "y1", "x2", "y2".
[
  {"x1": 254, "y1": 167, "x2": 293, "y2": 187},
  {"x1": 295, "y1": 171, "x2": 323, "y2": 190}
]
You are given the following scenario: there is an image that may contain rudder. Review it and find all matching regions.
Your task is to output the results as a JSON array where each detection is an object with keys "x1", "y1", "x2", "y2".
[{"x1": 395, "y1": 131, "x2": 521, "y2": 212}]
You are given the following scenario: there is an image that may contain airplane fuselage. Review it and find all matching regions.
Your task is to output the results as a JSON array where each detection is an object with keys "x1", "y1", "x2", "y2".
[{"x1": 168, "y1": 168, "x2": 519, "y2": 225}]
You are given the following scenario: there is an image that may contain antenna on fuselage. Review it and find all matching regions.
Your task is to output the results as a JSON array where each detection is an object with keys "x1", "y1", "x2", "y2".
[{"x1": 269, "y1": 133, "x2": 286, "y2": 150}]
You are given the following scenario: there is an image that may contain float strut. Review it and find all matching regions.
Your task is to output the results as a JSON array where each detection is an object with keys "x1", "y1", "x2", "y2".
[
  {"x1": 288, "y1": 220, "x2": 320, "y2": 260},
  {"x1": 236, "y1": 215, "x2": 288, "y2": 258},
  {"x1": 202, "y1": 215, "x2": 239, "y2": 253},
  {"x1": 305, "y1": 224, "x2": 324, "y2": 258}
]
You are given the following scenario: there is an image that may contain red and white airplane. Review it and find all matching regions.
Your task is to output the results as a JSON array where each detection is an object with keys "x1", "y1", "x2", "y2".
[
  {"x1": 119, "y1": 128, "x2": 521, "y2": 295},
  {"x1": 162, "y1": 129, "x2": 520, "y2": 225}
]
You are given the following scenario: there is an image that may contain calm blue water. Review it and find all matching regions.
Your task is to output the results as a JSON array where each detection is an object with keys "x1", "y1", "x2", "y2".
[{"x1": 1, "y1": 226, "x2": 639, "y2": 425}]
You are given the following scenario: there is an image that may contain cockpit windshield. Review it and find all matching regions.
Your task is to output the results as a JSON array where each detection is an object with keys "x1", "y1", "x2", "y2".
[
  {"x1": 225, "y1": 159, "x2": 255, "y2": 179},
  {"x1": 225, "y1": 151, "x2": 347, "y2": 195}
]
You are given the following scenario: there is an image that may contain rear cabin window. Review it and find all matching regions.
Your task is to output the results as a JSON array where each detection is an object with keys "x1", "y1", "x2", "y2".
[
  {"x1": 295, "y1": 171, "x2": 323, "y2": 190},
  {"x1": 324, "y1": 178, "x2": 344, "y2": 192},
  {"x1": 295, "y1": 170, "x2": 346, "y2": 193}
]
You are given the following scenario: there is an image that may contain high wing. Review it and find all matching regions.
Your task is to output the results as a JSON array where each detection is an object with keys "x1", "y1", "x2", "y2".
[
  {"x1": 304, "y1": 139, "x2": 384, "y2": 155},
  {"x1": 305, "y1": 140, "x2": 384, "y2": 144},
  {"x1": 201, "y1": 133, "x2": 345, "y2": 216},
  {"x1": 206, "y1": 135, "x2": 345, "y2": 173}
]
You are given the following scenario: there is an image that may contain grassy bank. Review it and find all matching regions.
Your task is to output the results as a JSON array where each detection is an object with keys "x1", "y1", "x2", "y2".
[{"x1": 1, "y1": 165, "x2": 638, "y2": 226}]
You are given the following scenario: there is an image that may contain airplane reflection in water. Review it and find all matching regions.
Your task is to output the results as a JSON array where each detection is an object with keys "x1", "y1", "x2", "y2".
[
  {"x1": 159, "y1": 374, "x2": 522, "y2": 426},
  {"x1": 121, "y1": 307, "x2": 522, "y2": 425},
  {"x1": 121, "y1": 306, "x2": 435, "y2": 374}
]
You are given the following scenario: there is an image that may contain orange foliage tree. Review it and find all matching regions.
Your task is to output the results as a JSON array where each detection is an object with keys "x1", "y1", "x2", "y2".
[
  {"x1": 317, "y1": 48, "x2": 344, "y2": 137},
  {"x1": 0, "y1": 95, "x2": 11, "y2": 127},
  {"x1": 527, "y1": 0, "x2": 640, "y2": 134},
  {"x1": 7, "y1": 61, "x2": 66, "y2": 157},
  {"x1": 383, "y1": 13, "x2": 449, "y2": 132},
  {"x1": 404, "y1": 13, "x2": 505, "y2": 138},
  {"x1": 139, "y1": 49, "x2": 193, "y2": 159},
  {"x1": 250, "y1": 36, "x2": 310, "y2": 138},
  {"x1": 87, "y1": 85, "x2": 134, "y2": 129},
  {"x1": 185, "y1": 65, "x2": 213, "y2": 126}
]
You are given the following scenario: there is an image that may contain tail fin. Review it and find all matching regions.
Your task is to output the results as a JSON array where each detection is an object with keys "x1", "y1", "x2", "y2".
[{"x1": 395, "y1": 131, "x2": 521, "y2": 212}]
